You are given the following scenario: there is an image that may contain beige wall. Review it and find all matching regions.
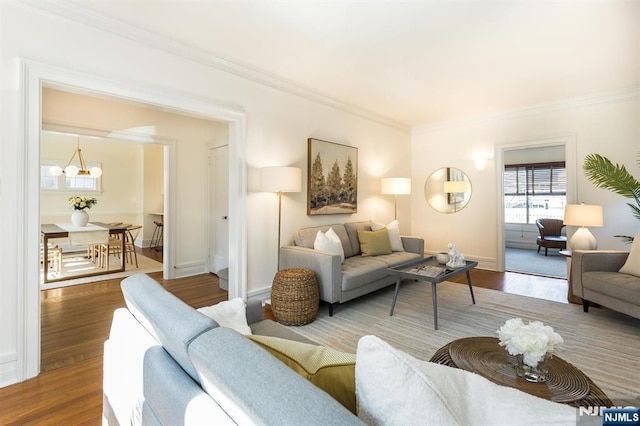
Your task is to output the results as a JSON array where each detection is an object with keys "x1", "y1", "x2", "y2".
[{"x1": 411, "y1": 94, "x2": 640, "y2": 269}]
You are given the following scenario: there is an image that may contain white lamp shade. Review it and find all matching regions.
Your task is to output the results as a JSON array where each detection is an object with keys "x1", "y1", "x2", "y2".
[
  {"x1": 49, "y1": 165, "x2": 63, "y2": 176},
  {"x1": 89, "y1": 167, "x2": 103, "y2": 178},
  {"x1": 64, "y1": 165, "x2": 79, "y2": 177},
  {"x1": 381, "y1": 178, "x2": 411, "y2": 195},
  {"x1": 259, "y1": 166, "x2": 302, "y2": 193},
  {"x1": 563, "y1": 204, "x2": 603, "y2": 227},
  {"x1": 443, "y1": 180, "x2": 467, "y2": 193}
]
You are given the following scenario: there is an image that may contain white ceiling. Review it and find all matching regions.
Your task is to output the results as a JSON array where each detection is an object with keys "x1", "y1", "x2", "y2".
[{"x1": 62, "y1": 0, "x2": 639, "y2": 129}]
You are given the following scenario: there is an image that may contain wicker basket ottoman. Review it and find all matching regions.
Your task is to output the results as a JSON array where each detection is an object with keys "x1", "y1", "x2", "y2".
[{"x1": 271, "y1": 268, "x2": 319, "y2": 326}]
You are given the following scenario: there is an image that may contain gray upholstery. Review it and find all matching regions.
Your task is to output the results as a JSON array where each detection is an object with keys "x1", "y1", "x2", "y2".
[
  {"x1": 572, "y1": 250, "x2": 640, "y2": 320},
  {"x1": 120, "y1": 273, "x2": 218, "y2": 383},
  {"x1": 281, "y1": 222, "x2": 424, "y2": 313},
  {"x1": 189, "y1": 327, "x2": 362, "y2": 425},
  {"x1": 143, "y1": 346, "x2": 234, "y2": 425},
  {"x1": 104, "y1": 273, "x2": 363, "y2": 425}
]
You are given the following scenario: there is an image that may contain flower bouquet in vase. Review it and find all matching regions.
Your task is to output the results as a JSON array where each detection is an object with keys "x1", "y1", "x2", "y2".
[
  {"x1": 68, "y1": 196, "x2": 98, "y2": 227},
  {"x1": 497, "y1": 318, "x2": 563, "y2": 383}
]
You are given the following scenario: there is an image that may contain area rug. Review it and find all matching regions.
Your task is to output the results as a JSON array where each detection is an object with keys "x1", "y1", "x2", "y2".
[
  {"x1": 506, "y1": 247, "x2": 566, "y2": 278},
  {"x1": 290, "y1": 281, "x2": 640, "y2": 405},
  {"x1": 40, "y1": 252, "x2": 163, "y2": 289}
]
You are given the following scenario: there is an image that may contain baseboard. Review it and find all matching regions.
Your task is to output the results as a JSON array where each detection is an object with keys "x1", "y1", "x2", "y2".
[
  {"x1": 173, "y1": 261, "x2": 207, "y2": 278},
  {"x1": 247, "y1": 286, "x2": 272, "y2": 305},
  {"x1": 0, "y1": 351, "x2": 18, "y2": 388}
]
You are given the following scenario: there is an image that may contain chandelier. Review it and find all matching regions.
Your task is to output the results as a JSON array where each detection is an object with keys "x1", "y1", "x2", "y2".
[{"x1": 50, "y1": 137, "x2": 102, "y2": 178}]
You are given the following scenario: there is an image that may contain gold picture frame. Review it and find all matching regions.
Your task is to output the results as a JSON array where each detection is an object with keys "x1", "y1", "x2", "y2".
[{"x1": 307, "y1": 138, "x2": 358, "y2": 215}]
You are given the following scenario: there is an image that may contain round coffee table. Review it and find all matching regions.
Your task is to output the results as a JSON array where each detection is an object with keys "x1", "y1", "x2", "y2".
[{"x1": 429, "y1": 337, "x2": 612, "y2": 408}]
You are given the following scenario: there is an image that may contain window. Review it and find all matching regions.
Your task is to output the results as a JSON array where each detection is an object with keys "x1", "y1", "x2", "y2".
[
  {"x1": 504, "y1": 162, "x2": 566, "y2": 224},
  {"x1": 41, "y1": 162, "x2": 101, "y2": 192},
  {"x1": 40, "y1": 165, "x2": 59, "y2": 190}
]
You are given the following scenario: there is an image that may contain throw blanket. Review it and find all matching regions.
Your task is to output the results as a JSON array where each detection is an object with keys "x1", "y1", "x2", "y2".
[{"x1": 55, "y1": 223, "x2": 109, "y2": 246}]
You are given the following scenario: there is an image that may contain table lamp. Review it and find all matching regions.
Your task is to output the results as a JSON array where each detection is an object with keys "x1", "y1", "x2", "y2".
[
  {"x1": 259, "y1": 166, "x2": 302, "y2": 269},
  {"x1": 563, "y1": 204, "x2": 604, "y2": 250},
  {"x1": 381, "y1": 177, "x2": 411, "y2": 220}
]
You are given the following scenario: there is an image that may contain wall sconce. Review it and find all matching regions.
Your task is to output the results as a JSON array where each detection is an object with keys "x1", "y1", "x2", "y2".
[
  {"x1": 259, "y1": 166, "x2": 302, "y2": 269},
  {"x1": 474, "y1": 158, "x2": 488, "y2": 171},
  {"x1": 381, "y1": 177, "x2": 411, "y2": 220},
  {"x1": 563, "y1": 203, "x2": 604, "y2": 250}
]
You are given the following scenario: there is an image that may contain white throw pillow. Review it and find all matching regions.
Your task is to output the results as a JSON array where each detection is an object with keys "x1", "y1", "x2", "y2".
[
  {"x1": 371, "y1": 220, "x2": 404, "y2": 252},
  {"x1": 619, "y1": 233, "x2": 640, "y2": 277},
  {"x1": 197, "y1": 298, "x2": 252, "y2": 335},
  {"x1": 314, "y1": 227, "x2": 345, "y2": 262},
  {"x1": 355, "y1": 335, "x2": 575, "y2": 426}
]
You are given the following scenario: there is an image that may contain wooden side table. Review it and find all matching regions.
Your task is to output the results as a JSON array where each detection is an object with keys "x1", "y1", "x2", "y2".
[
  {"x1": 430, "y1": 337, "x2": 612, "y2": 408},
  {"x1": 560, "y1": 250, "x2": 583, "y2": 305}
]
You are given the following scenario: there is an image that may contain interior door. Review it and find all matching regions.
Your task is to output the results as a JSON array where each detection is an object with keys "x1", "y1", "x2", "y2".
[{"x1": 209, "y1": 145, "x2": 229, "y2": 273}]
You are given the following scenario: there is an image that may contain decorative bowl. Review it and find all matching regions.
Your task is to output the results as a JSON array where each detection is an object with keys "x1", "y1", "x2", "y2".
[{"x1": 436, "y1": 253, "x2": 449, "y2": 265}]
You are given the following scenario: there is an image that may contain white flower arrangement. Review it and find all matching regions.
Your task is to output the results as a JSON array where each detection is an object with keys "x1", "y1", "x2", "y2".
[
  {"x1": 68, "y1": 196, "x2": 98, "y2": 211},
  {"x1": 497, "y1": 318, "x2": 563, "y2": 367}
]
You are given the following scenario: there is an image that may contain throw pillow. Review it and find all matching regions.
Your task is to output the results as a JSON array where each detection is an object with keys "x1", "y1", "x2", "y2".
[
  {"x1": 619, "y1": 233, "x2": 640, "y2": 277},
  {"x1": 371, "y1": 219, "x2": 404, "y2": 252},
  {"x1": 355, "y1": 335, "x2": 575, "y2": 425},
  {"x1": 357, "y1": 228, "x2": 392, "y2": 256},
  {"x1": 313, "y1": 227, "x2": 345, "y2": 262},
  {"x1": 197, "y1": 298, "x2": 252, "y2": 335},
  {"x1": 248, "y1": 334, "x2": 356, "y2": 414}
]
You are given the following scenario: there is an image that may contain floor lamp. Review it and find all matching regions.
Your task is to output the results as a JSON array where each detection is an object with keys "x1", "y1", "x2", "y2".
[
  {"x1": 381, "y1": 178, "x2": 411, "y2": 220},
  {"x1": 259, "y1": 166, "x2": 302, "y2": 270},
  {"x1": 563, "y1": 204, "x2": 603, "y2": 250}
]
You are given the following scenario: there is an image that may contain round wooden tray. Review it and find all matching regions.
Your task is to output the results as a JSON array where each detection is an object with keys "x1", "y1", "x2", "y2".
[{"x1": 448, "y1": 337, "x2": 590, "y2": 403}]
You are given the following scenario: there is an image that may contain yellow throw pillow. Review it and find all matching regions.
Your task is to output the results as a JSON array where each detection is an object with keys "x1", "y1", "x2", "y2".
[
  {"x1": 248, "y1": 334, "x2": 356, "y2": 414},
  {"x1": 357, "y1": 228, "x2": 392, "y2": 256}
]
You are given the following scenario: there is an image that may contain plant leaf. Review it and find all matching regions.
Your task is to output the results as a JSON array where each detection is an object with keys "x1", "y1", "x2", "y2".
[{"x1": 583, "y1": 154, "x2": 640, "y2": 205}]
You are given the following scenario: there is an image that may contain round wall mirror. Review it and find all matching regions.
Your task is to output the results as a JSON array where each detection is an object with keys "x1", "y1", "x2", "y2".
[{"x1": 424, "y1": 167, "x2": 472, "y2": 214}]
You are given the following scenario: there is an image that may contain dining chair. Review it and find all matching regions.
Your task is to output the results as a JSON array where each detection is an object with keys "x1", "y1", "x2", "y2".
[
  {"x1": 124, "y1": 225, "x2": 142, "y2": 268},
  {"x1": 98, "y1": 223, "x2": 131, "y2": 270}
]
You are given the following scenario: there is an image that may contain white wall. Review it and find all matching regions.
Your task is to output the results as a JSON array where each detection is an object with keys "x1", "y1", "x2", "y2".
[
  {"x1": 0, "y1": 2, "x2": 411, "y2": 386},
  {"x1": 411, "y1": 93, "x2": 640, "y2": 270}
]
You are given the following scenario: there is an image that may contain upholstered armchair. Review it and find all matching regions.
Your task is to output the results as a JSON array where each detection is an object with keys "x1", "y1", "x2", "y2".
[{"x1": 535, "y1": 218, "x2": 567, "y2": 256}]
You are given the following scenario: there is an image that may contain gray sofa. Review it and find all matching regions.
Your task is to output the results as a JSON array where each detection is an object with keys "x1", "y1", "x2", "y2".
[
  {"x1": 103, "y1": 273, "x2": 362, "y2": 425},
  {"x1": 571, "y1": 250, "x2": 640, "y2": 320},
  {"x1": 279, "y1": 221, "x2": 424, "y2": 316}
]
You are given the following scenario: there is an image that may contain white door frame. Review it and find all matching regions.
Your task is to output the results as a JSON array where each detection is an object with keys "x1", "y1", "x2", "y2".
[
  {"x1": 19, "y1": 60, "x2": 247, "y2": 381},
  {"x1": 494, "y1": 134, "x2": 577, "y2": 272}
]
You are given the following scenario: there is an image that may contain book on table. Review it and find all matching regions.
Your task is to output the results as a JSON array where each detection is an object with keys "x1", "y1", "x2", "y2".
[{"x1": 408, "y1": 265, "x2": 446, "y2": 277}]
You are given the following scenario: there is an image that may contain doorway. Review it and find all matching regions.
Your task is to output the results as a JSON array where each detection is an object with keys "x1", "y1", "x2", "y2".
[
  {"x1": 19, "y1": 61, "x2": 247, "y2": 382},
  {"x1": 495, "y1": 135, "x2": 577, "y2": 275}
]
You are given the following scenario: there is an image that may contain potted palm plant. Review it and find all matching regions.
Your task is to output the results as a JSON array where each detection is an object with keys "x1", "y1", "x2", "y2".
[{"x1": 583, "y1": 153, "x2": 640, "y2": 242}]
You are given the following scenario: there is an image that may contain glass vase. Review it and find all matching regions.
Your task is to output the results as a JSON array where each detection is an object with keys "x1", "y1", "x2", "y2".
[{"x1": 515, "y1": 353, "x2": 551, "y2": 383}]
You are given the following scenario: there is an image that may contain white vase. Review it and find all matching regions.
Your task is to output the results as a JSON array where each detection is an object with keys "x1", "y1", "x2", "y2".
[{"x1": 71, "y1": 209, "x2": 89, "y2": 227}]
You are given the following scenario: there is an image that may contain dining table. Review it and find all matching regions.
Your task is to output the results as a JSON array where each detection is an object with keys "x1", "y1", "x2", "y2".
[{"x1": 41, "y1": 222, "x2": 128, "y2": 283}]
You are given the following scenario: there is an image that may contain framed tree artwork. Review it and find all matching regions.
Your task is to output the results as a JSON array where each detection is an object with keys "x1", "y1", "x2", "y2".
[{"x1": 307, "y1": 138, "x2": 358, "y2": 215}]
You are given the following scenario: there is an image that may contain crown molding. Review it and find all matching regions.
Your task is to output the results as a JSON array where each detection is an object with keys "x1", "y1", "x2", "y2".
[
  {"x1": 19, "y1": 0, "x2": 411, "y2": 133},
  {"x1": 412, "y1": 86, "x2": 640, "y2": 135}
]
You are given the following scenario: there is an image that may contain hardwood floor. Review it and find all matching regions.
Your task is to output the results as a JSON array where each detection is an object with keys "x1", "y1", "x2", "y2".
[{"x1": 0, "y1": 261, "x2": 568, "y2": 425}]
